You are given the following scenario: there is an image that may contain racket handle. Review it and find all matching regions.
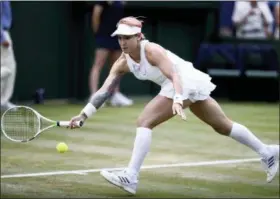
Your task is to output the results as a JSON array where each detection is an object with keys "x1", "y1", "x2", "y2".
[{"x1": 57, "y1": 121, "x2": 84, "y2": 127}]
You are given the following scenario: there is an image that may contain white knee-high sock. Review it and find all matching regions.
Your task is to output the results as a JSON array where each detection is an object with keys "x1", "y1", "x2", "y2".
[
  {"x1": 229, "y1": 122, "x2": 268, "y2": 157},
  {"x1": 127, "y1": 127, "x2": 152, "y2": 176}
]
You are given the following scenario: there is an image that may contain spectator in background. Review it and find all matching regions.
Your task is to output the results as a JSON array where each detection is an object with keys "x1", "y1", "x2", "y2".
[
  {"x1": 1, "y1": 1, "x2": 17, "y2": 111},
  {"x1": 89, "y1": 1, "x2": 133, "y2": 107},
  {"x1": 232, "y1": 0, "x2": 274, "y2": 39},
  {"x1": 219, "y1": 1, "x2": 235, "y2": 38},
  {"x1": 274, "y1": 2, "x2": 279, "y2": 39}
]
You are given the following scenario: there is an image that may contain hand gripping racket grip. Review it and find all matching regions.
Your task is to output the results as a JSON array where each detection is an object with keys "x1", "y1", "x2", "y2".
[{"x1": 57, "y1": 121, "x2": 84, "y2": 127}]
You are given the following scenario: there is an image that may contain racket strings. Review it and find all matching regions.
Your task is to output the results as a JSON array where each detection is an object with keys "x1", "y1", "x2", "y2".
[{"x1": 1, "y1": 107, "x2": 40, "y2": 141}]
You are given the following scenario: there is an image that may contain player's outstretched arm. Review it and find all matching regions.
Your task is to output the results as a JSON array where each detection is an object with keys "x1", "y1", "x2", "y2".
[
  {"x1": 69, "y1": 54, "x2": 128, "y2": 128},
  {"x1": 89, "y1": 69, "x2": 122, "y2": 109}
]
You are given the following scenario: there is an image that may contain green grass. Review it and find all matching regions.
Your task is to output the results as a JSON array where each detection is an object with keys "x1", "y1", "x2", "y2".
[{"x1": 1, "y1": 98, "x2": 279, "y2": 198}]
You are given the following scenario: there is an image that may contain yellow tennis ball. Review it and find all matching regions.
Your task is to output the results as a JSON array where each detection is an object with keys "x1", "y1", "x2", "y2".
[{"x1": 56, "y1": 142, "x2": 68, "y2": 153}]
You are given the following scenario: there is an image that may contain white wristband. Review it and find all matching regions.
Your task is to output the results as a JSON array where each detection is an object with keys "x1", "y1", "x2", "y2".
[
  {"x1": 81, "y1": 103, "x2": 97, "y2": 118},
  {"x1": 173, "y1": 94, "x2": 183, "y2": 105}
]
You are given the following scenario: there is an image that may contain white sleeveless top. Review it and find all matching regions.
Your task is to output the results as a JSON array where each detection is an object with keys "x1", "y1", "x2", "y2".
[{"x1": 124, "y1": 40, "x2": 213, "y2": 91}]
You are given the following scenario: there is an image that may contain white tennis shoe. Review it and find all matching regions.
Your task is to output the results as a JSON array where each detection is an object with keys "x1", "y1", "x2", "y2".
[
  {"x1": 261, "y1": 145, "x2": 279, "y2": 183},
  {"x1": 100, "y1": 169, "x2": 138, "y2": 195},
  {"x1": 110, "y1": 92, "x2": 133, "y2": 107}
]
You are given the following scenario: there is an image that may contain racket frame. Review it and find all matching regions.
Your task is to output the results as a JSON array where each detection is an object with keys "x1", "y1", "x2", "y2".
[{"x1": 1, "y1": 106, "x2": 82, "y2": 143}]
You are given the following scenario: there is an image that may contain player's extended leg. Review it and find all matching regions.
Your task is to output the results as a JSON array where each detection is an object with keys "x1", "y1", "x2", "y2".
[
  {"x1": 189, "y1": 97, "x2": 279, "y2": 183},
  {"x1": 100, "y1": 95, "x2": 192, "y2": 194}
]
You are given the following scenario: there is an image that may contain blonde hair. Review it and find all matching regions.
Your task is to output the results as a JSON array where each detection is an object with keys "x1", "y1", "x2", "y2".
[{"x1": 117, "y1": 16, "x2": 146, "y2": 40}]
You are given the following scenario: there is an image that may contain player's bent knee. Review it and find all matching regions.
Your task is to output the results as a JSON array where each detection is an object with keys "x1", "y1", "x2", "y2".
[
  {"x1": 212, "y1": 121, "x2": 232, "y2": 136},
  {"x1": 211, "y1": 117, "x2": 233, "y2": 136},
  {"x1": 136, "y1": 117, "x2": 155, "y2": 129},
  {"x1": 213, "y1": 126, "x2": 230, "y2": 136}
]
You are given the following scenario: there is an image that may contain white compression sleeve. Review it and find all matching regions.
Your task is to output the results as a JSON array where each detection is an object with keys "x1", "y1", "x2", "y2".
[{"x1": 127, "y1": 127, "x2": 152, "y2": 176}]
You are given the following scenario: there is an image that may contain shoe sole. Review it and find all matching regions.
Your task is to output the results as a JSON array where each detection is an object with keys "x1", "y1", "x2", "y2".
[
  {"x1": 100, "y1": 171, "x2": 136, "y2": 195},
  {"x1": 267, "y1": 146, "x2": 279, "y2": 183},
  {"x1": 267, "y1": 161, "x2": 279, "y2": 183}
]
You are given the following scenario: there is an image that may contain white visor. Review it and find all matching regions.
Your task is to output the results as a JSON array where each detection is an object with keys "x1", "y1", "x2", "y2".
[{"x1": 111, "y1": 24, "x2": 141, "y2": 37}]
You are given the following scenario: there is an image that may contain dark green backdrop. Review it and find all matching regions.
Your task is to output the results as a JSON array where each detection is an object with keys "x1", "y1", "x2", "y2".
[{"x1": 9, "y1": 2, "x2": 279, "y2": 102}]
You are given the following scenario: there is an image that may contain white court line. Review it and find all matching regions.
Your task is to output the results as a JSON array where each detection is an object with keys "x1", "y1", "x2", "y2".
[{"x1": 1, "y1": 158, "x2": 260, "y2": 179}]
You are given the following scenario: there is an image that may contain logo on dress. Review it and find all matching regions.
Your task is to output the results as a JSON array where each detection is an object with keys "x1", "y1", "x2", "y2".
[
  {"x1": 133, "y1": 64, "x2": 140, "y2": 71},
  {"x1": 132, "y1": 63, "x2": 147, "y2": 77}
]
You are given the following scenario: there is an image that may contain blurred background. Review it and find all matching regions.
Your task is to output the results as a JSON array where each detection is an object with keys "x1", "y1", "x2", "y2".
[{"x1": 1, "y1": 0, "x2": 279, "y2": 107}]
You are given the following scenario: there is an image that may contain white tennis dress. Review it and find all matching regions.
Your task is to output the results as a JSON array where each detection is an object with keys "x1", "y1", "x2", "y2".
[{"x1": 124, "y1": 40, "x2": 216, "y2": 102}]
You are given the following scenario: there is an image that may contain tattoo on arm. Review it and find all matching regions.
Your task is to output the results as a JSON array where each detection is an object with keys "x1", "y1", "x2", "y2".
[{"x1": 89, "y1": 75, "x2": 122, "y2": 109}]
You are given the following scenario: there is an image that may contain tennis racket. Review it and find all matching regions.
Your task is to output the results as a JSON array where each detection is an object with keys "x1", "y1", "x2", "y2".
[{"x1": 1, "y1": 106, "x2": 83, "y2": 143}]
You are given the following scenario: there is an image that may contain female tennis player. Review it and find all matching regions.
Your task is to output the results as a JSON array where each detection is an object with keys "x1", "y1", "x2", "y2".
[{"x1": 69, "y1": 17, "x2": 279, "y2": 195}]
